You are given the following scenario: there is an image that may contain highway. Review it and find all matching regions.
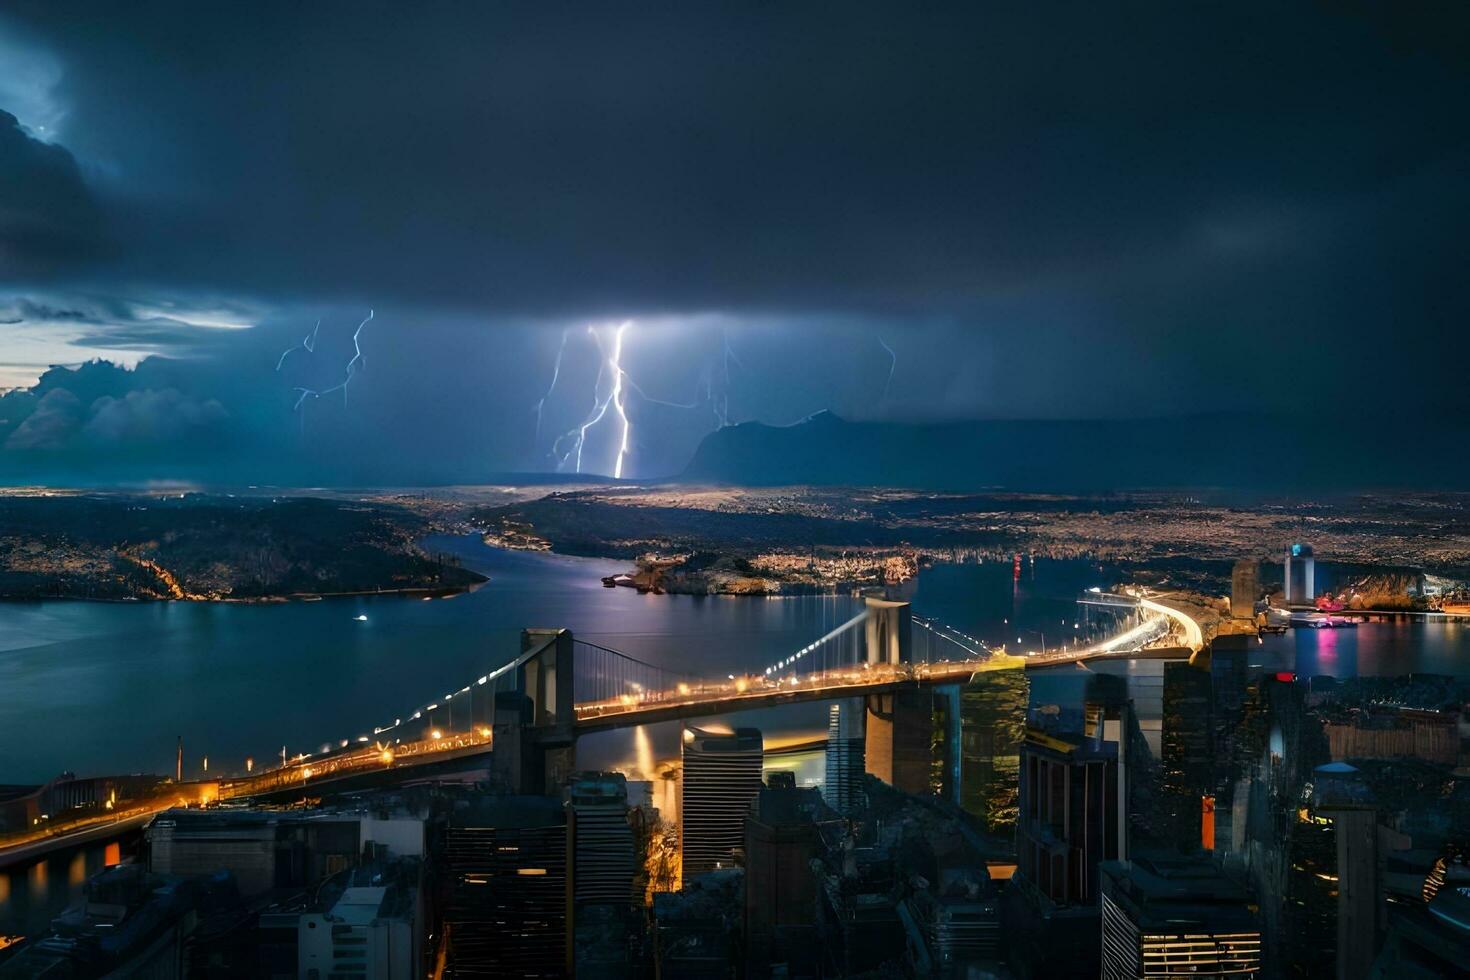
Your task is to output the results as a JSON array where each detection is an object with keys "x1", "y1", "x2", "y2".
[{"x1": 0, "y1": 785, "x2": 218, "y2": 871}]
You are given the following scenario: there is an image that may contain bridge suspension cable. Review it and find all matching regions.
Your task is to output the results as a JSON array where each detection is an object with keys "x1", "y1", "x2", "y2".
[
  {"x1": 226, "y1": 605, "x2": 1007, "y2": 796},
  {"x1": 761, "y1": 609, "x2": 869, "y2": 680},
  {"x1": 573, "y1": 639, "x2": 691, "y2": 707},
  {"x1": 911, "y1": 615, "x2": 989, "y2": 663}
]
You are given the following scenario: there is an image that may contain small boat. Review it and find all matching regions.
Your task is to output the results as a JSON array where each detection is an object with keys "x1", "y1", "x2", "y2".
[
  {"x1": 1289, "y1": 612, "x2": 1356, "y2": 629},
  {"x1": 353, "y1": 614, "x2": 368, "y2": 622}
]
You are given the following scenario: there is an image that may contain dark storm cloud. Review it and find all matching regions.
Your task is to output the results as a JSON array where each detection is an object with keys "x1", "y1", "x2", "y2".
[
  {"x1": 0, "y1": 1, "x2": 1467, "y2": 483},
  {"x1": 9, "y1": 3, "x2": 1466, "y2": 313},
  {"x1": 0, "y1": 109, "x2": 105, "y2": 278},
  {"x1": 5, "y1": 387, "x2": 80, "y2": 449}
]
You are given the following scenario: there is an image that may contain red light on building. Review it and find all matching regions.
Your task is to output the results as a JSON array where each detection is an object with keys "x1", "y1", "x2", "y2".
[
  {"x1": 1273, "y1": 671, "x2": 1296, "y2": 683},
  {"x1": 1201, "y1": 795, "x2": 1215, "y2": 851}
]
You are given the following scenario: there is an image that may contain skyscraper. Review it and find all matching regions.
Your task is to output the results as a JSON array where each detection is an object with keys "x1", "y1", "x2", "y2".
[
  {"x1": 568, "y1": 771, "x2": 638, "y2": 909},
  {"x1": 680, "y1": 726, "x2": 763, "y2": 878},
  {"x1": 1161, "y1": 661, "x2": 1213, "y2": 853},
  {"x1": 1314, "y1": 762, "x2": 1384, "y2": 980},
  {"x1": 824, "y1": 699, "x2": 865, "y2": 816},
  {"x1": 744, "y1": 774, "x2": 829, "y2": 974},
  {"x1": 1099, "y1": 856, "x2": 1262, "y2": 979},
  {"x1": 1230, "y1": 558, "x2": 1260, "y2": 619},
  {"x1": 1016, "y1": 728, "x2": 1118, "y2": 906},
  {"x1": 958, "y1": 665, "x2": 1027, "y2": 834},
  {"x1": 1284, "y1": 543, "x2": 1316, "y2": 604},
  {"x1": 442, "y1": 795, "x2": 571, "y2": 978},
  {"x1": 1006, "y1": 726, "x2": 1120, "y2": 978}
]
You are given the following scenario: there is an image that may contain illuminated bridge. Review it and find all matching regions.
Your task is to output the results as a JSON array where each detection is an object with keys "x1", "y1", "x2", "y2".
[
  {"x1": 0, "y1": 593, "x2": 1201, "y2": 865},
  {"x1": 205, "y1": 594, "x2": 1195, "y2": 802}
]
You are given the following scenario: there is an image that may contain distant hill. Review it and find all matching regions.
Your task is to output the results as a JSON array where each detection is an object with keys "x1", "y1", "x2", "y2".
[{"x1": 679, "y1": 411, "x2": 1470, "y2": 492}]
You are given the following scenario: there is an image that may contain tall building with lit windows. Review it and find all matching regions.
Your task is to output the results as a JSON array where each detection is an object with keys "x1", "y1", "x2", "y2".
[
  {"x1": 680, "y1": 726, "x2": 763, "y2": 878},
  {"x1": 958, "y1": 665, "x2": 1027, "y2": 834},
  {"x1": 442, "y1": 795, "x2": 571, "y2": 977},
  {"x1": 568, "y1": 771, "x2": 638, "y2": 908},
  {"x1": 824, "y1": 700, "x2": 865, "y2": 815},
  {"x1": 1099, "y1": 856, "x2": 1261, "y2": 979}
]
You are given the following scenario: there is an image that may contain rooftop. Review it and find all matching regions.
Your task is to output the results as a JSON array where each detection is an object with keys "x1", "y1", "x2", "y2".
[{"x1": 1099, "y1": 857, "x2": 1258, "y2": 935}]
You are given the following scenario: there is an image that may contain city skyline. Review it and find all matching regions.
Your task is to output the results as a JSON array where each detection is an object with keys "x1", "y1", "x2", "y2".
[{"x1": 1, "y1": 6, "x2": 1467, "y2": 978}]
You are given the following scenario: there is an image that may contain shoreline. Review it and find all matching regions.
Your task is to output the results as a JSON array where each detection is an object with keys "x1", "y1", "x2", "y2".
[{"x1": 0, "y1": 578, "x2": 487, "y2": 607}]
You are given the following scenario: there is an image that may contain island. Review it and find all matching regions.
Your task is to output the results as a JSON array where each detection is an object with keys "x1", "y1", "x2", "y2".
[{"x1": 0, "y1": 491, "x2": 485, "y2": 601}]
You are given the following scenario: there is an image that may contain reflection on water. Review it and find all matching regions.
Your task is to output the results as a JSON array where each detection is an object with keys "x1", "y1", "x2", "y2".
[
  {"x1": 1257, "y1": 620, "x2": 1468, "y2": 678},
  {"x1": 25, "y1": 863, "x2": 45, "y2": 904},
  {"x1": 0, "y1": 835, "x2": 137, "y2": 937},
  {"x1": 66, "y1": 852, "x2": 85, "y2": 887},
  {"x1": 632, "y1": 726, "x2": 656, "y2": 781}
]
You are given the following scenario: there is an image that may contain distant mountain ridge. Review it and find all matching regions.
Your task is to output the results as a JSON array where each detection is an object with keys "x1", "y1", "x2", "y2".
[{"x1": 679, "y1": 411, "x2": 1470, "y2": 492}]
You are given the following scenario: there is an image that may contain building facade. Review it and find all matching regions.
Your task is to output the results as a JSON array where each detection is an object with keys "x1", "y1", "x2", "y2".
[
  {"x1": 1099, "y1": 856, "x2": 1261, "y2": 979},
  {"x1": 824, "y1": 699, "x2": 866, "y2": 816},
  {"x1": 679, "y1": 726, "x2": 764, "y2": 879}
]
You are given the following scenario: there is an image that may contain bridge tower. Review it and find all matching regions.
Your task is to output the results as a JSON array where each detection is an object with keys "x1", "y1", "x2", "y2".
[
  {"x1": 864, "y1": 596, "x2": 912, "y2": 664},
  {"x1": 491, "y1": 628, "x2": 577, "y2": 795},
  {"x1": 861, "y1": 597, "x2": 932, "y2": 794}
]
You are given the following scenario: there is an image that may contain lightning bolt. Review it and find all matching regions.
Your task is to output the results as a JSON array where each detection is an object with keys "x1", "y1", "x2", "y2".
[
  {"x1": 714, "y1": 328, "x2": 742, "y2": 426},
  {"x1": 276, "y1": 319, "x2": 321, "y2": 371},
  {"x1": 609, "y1": 323, "x2": 631, "y2": 478},
  {"x1": 623, "y1": 376, "x2": 701, "y2": 410},
  {"x1": 291, "y1": 309, "x2": 374, "y2": 420},
  {"x1": 531, "y1": 329, "x2": 569, "y2": 444},
  {"x1": 544, "y1": 322, "x2": 742, "y2": 476},
  {"x1": 878, "y1": 337, "x2": 896, "y2": 403},
  {"x1": 550, "y1": 321, "x2": 633, "y2": 477}
]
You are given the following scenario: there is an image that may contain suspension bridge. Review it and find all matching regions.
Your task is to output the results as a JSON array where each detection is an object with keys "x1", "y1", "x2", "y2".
[
  {"x1": 0, "y1": 592, "x2": 1200, "y2": 866},
  {"x1": 198, "y1": 593, "x2": 1194, "y2": 802}
]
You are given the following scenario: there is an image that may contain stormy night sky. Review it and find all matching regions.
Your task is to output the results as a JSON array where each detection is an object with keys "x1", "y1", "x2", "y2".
[{"x1": 0, "y1": 3, "x2": 1466, "y2": 485}]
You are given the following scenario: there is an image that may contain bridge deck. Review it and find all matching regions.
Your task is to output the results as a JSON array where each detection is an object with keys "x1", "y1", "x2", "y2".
[{"x1": 0, "y1": 603, "x2": 1203, "y2": 831}]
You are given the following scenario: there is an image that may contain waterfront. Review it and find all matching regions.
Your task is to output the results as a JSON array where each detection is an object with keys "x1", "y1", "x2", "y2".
[
  {"x1": 0, "y1": 836, "x2": 136, "y2": 941},
  {"x1": 2, "y1": 538, "x2": 1468, "y2": 944},
  {"x1": 0, "y1": 538, "x2": 1096, "y2": 785},
  {"x1": 2, "y1": 539, "x2": 1467, "y2": 785}
]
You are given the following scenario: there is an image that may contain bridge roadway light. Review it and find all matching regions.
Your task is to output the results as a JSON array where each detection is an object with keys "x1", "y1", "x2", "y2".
[{"x1": 431, "y1": 729, "x2": 443, "y2": 740}]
